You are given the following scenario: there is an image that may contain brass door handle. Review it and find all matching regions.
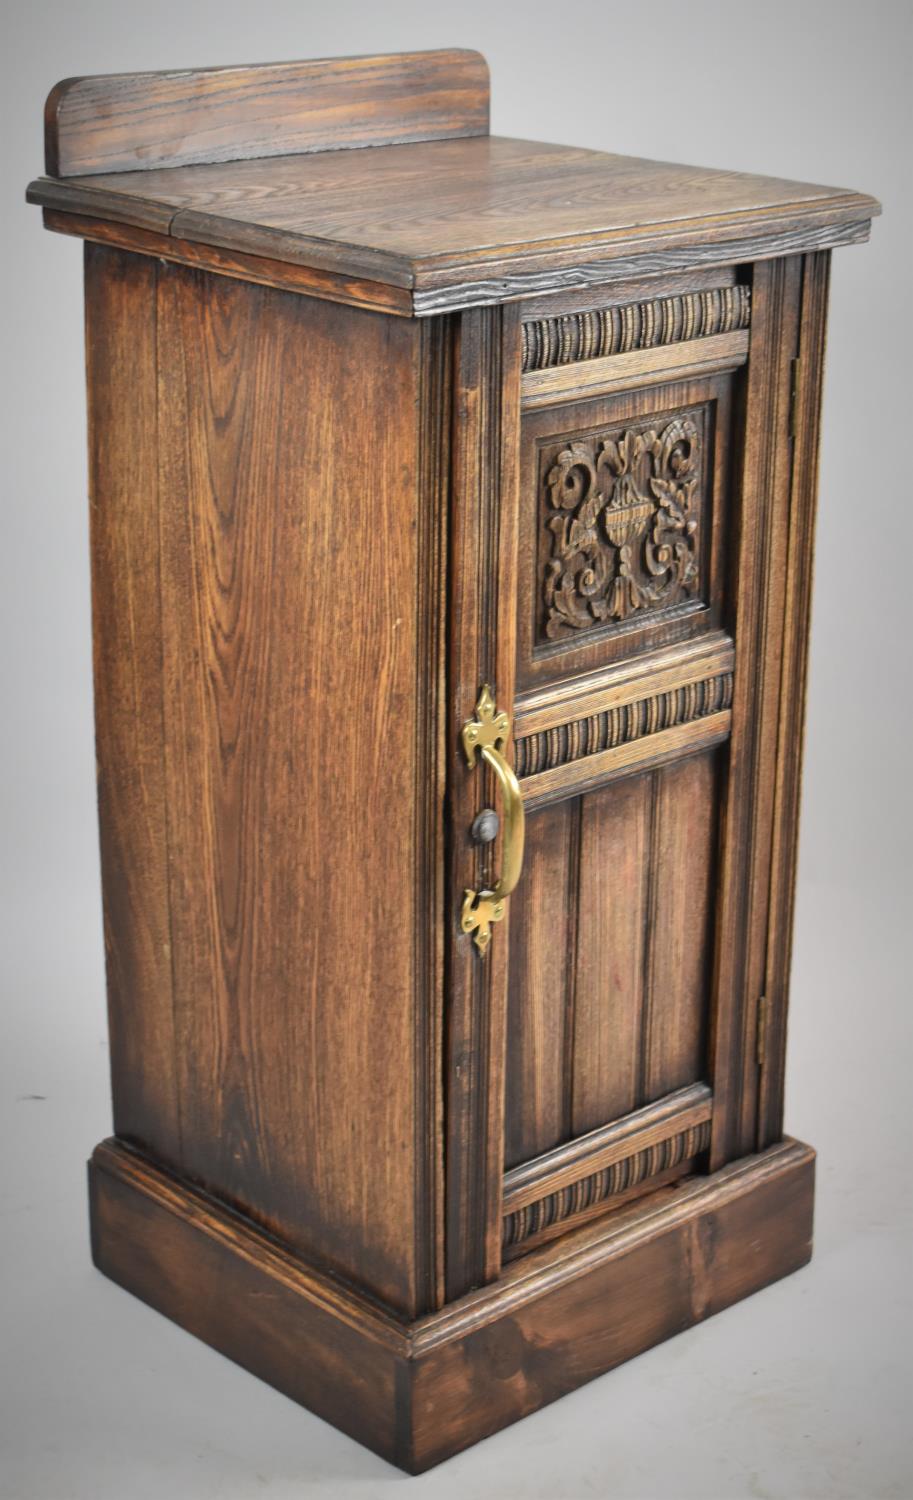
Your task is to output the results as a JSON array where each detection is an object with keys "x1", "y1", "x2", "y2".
[{"x1": 460, "y1": 685, "x2": 526, "y2": 953}]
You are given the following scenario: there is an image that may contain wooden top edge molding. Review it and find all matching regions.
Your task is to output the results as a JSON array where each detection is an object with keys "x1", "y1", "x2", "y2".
[
  {"x1": 30, "y1": 106, "x2": 879, "y2": 311},
  {"x1": 44, "y1": 50, "x2": 491, "y2": 177},
  {"x1": 40, "y1": 209, "x2": 416, "y2": 317},
  {"x1": 409, "y1": 214, "x2": 876, "y2": 314}
]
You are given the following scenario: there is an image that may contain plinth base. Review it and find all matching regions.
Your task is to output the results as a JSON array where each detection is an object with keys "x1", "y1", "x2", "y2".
[{"x1": 89, "y1": 1136, "x2": 814, "y2": 1473}]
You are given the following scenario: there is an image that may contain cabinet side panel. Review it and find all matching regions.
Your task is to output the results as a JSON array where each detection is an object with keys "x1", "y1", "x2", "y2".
[
  {"x1": 85, "y1": 244, "x2": 182, "y2": 1161},
  {"x1": 154, "y1": 266, "x2": 432, "y2": 1315}
]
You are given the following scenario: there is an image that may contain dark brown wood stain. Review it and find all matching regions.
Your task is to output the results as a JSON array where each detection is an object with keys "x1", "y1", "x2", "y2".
[{"x1": 29, "y1": 46, "x2": 876, "y2": 1474}]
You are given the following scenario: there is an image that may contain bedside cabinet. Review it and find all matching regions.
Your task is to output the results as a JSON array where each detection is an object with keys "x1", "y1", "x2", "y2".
[{"x1": 28, "y1": 48, "x2": 879, "y2": 1472}]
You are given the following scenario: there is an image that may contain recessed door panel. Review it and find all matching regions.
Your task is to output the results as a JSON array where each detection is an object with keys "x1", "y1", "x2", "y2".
[
  {"x1": 517, "y1": 375, "x2": 735, "y2": 692},
  {"x1": 504, "y1": 748, "x2": 720, "y2": 1171}
]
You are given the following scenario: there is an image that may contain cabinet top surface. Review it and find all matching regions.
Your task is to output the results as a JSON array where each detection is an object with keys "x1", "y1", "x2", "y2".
[{"x1": 29, "y1": 51, "x2": 879, "y2": 313}]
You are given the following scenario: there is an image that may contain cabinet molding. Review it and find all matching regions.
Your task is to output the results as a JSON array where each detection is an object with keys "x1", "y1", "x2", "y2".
[
  {"x1": 502, "y1": 1083, "x2": 713, "y2": 1253},
  {"x1": 515, "y1": 667, "x2": 733, "y2": 781},
  {"x1": 90, "y1": 1133, "x2": 815, "y2": 1473},
  {"x1": 522, "y1": 284, "x2": 751, "y2": 371}
]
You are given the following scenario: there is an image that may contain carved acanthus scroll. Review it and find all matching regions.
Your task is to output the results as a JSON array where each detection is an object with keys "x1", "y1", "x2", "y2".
[{"x1": 541, "y1": 415, "x2": 703, "y2": 642}]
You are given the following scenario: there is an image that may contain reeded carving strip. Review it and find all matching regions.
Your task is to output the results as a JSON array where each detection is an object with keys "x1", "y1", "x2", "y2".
[
  {"x1": 502, "y1": 1119, "x2": 711, "y2": 1250},
  {"x1": 522, "y1": 285, "x2": 750, "y2": 372},
  {"x1": 514, "y1": 670, "x2": 732, "y2": 779}
]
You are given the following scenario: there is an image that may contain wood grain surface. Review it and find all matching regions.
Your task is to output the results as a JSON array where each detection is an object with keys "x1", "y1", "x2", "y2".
[
  {"x1": 708, "y1": 256, "x2": 804, "y2": 1168},
  {"x1": 46, "y1": 48, "x2": 872, "y2": 1466},
  {"x1": 45, "y1": 50, "x2": 490, "y2": 176},
  {"x1": 571, "y1": 778, "x2": 651, "y2": 1131},
  {"x1": 43, "y1": 209, "x2": 415, "y2": 315},
  {"x1": 503, "y1": 750, "x2": 720, "y2": 1169},
  {"x1": 757, "y1": 252, "x2": 832, "y2": 1148},
  {"x1": 90, "y1": 1140, "x2": 407, "y2": 1466},
  {"x1": 517, "y1": 371, "x2": 734, "y2": 691},
  {"x1": 444, "y1": 302, "x2": 522, "y2": 1299},
  {"x1": 90, "y1": 1133, "x2": 815, "y2": 1473},
  {"x1": 502, "y1": 1083, "x2": 713, "y2": 1212},
  {"x1": 87, "y1": 244, "x2": 445, "y2": 1317},
  {"x1": 85, "y1": 247, "x2": 181, "y2": 1165},
  {"x1": 408, "y1": 1137, "x2": 814, "y2": 1471},
  {"x1": 503, "y1": 799, "x2": 578, "y2": 1166},
  {"x1": 521, "y1": 330, "x2": 749, "y2": 408},
  {"x1": 29, "y1": 132, "x2": 879, "y2": 312}
]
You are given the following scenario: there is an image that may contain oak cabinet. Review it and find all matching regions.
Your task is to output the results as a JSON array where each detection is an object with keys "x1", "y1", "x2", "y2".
[{"x1": 28, "y1": 49, "x2": 879, "y2": 1473}]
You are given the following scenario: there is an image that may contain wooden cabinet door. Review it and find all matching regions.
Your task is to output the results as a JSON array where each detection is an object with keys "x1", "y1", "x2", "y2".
[{"x1": 444, "y1": 255, "x2": 829, "y2": 1299}]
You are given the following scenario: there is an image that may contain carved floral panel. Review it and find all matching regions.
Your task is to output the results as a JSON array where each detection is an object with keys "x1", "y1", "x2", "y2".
[{"x1": 538, "y1": 409, "x2": 707, "y2": 644}]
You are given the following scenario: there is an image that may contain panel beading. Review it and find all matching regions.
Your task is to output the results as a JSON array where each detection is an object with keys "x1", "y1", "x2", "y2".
[
  {"x1": 522, "y1": 286, "x2": 750, "y2": 372},
  {"x1": 502, "y1": 1119, "x2": 711, "y2": 1249},
  {"x1": 514, "y1": 670, "x2": 733, "y2": 779}
]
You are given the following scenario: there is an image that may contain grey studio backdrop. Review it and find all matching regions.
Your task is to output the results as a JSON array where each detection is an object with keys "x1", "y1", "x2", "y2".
[{"x1": 2, "y1": 3, "x2": 910, "y2": 1498}]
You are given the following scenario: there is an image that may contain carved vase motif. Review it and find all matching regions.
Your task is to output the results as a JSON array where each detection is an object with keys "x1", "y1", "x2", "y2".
[{"x1": 541, "y1": 415, "x2": 702, "y2": 641}]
